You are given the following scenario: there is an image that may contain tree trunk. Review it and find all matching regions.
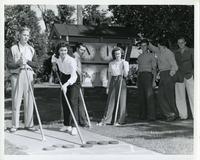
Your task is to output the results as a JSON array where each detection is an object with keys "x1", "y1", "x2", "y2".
[{"x1": 77, "y1": 5, "x2": 83, "y2": 25}]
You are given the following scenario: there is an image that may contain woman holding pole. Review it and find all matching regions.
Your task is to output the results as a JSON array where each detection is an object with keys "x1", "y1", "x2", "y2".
[
  {"x1": 51, "y1": 42, "x2": 79, "y2": 135},
  {"x1": 97, "y1": 47, "x2": 129, "y2": 126}
]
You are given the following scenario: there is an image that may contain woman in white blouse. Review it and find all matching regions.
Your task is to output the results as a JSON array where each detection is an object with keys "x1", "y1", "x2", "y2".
[
  {"x1": 98, "y1": 47, "x2": 129, "y2": 126},
  {"x1": 51, "y1": 41, "x2": 79, "y2": 135}
]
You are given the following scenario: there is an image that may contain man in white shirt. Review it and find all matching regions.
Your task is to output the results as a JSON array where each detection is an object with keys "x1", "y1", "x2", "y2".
[
  {"x1": 73, "y1": 43, "x2": 85, "y2": 80},
  {"x1": 6, "y1": 26, "x2": 39, "y2": 132},
  {"x1": 72, "y1": 43, "x2": 89, "y2": 127}
]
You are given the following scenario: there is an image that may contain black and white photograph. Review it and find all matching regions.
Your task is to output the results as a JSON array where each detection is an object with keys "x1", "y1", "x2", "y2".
[{"x1": 1, "y1": 0, "x2": 200, "y2": 160}]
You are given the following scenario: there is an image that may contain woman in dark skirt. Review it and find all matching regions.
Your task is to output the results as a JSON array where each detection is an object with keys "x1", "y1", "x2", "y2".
[{"x1": 97, "y1": 47, "x2": 129, "y2": 126}]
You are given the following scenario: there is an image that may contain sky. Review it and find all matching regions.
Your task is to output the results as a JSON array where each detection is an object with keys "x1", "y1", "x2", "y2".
[{"x1": 31, "y1": 5, "x2": 111, "y2": 32}]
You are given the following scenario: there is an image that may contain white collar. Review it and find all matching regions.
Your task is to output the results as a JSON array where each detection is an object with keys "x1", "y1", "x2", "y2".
[
  {"x1": 60, "y1": 54, "x2": 71, "y2": 62},
  {"x1": 18, "y1": 42, "x2": 29, "y2": 48}
]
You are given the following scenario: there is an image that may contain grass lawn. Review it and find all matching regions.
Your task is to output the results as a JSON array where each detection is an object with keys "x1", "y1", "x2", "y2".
[{"x1": 87, "y1": 120, "x2": 193, "y2": 154}]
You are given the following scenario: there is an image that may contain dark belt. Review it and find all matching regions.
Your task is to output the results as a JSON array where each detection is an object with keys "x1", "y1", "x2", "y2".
[
  {"x1": 139, "y1": 71, "x2": 152, "y2": 74},
  {"x1": 111, "y1": 75, "x2": 126, "y2": 80},
  {"x1": 160, "y1": 70, "x2": 170, "y2": 73},
  {"x1": 112, "y1": 75, "x2": 123, "y2": 78}
]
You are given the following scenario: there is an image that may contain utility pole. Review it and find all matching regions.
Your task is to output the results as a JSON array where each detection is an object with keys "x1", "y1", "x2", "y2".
[{"x1": 77, "y1": 5, "x2": 83, "y2": 25}]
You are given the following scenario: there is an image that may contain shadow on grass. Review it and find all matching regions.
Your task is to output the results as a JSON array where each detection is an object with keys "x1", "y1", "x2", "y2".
[
  {"x1": 118, "y1": 130, "x2": 193, "y2": 140},
  {"x1": 115, "y1": 121, "x2": 193, "y2": 140}
]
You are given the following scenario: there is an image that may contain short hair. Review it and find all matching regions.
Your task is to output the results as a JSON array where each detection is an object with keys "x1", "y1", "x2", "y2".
[
  {"x1": 157, "y1": 38, "x2": 169, "y2": 48},
  {"x1": 75, "y1": 43, "x2": 86, "y2": 49},
  {"x1": 55, "y1": 41, "x2": 70, "y2": 58},
  {"x1": 177, "y1": 36, "x2": 186, "y2": 42},
  {"x1": 19, "y1": 26, "x2": 31, "y2": 34},
  {"x1": 111, "y1": 47, "x2": 125, "y2": 60},
  {"x1": 140, "y1": 39, "x2": 149, "y2": 45}
]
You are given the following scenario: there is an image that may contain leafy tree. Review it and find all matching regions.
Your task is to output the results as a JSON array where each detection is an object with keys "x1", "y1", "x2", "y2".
[
  {"x1": 34, "y1": 5, "x2": 76, "y2": 81},
  {"x1": 5, "y1": 5, "x2": 50, "y2": 83},
  {"x1": 4, "y1": 5, "x2": 48, "y2": 55},
  {"x1": 57, "y1": 5, "x2": 75, "y2": 24},
  {"x1": 109, "y1": 5, "x2": 194, "y2": 47},
  {"x1": 37, "y1": 5, "x2": 58, "y2": 33},
  {"x1": 37, "y1": 5, "x2": 75, "y2": 33},
  {"x1": 83, "y1": 5, "x2": 112, "y2": 26},
  {"x1": 37, "y1": 5, "x2": 76, "y2": 53}
]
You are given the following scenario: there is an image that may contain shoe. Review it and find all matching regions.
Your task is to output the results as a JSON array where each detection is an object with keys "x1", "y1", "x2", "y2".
[
  {"x1": 179, "y1": 117, "x2": 188, "y2": 120},
  {"x1": 25, "y1": 126, "x2": 38, "y2": 132},
  {"x1": 10, "y1": 127, "x2": 17, "y2": 133},
  {"x1": 165, "y1": 116, "x2": 176, "y2": 122},
  {"x1": 96, "y1": 122, "x2": 106, "y2": 126},
  {"x1": 114, "y1": 122, "x2": 121, "y2": 127},
  {"x1": 82, "y1": 124, "x2": 90, "y2": 128},
  {"x1": 60, "y1": 126, "x2": 72, "y2": 132},
  {"x1": 71, "y1": 127, "x2": 78, "y2": 136}
]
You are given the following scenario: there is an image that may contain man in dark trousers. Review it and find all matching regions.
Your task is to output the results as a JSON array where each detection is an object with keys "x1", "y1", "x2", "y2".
[
  {"x1": 137, "y1": 39, "x2": 157, "y2": 121},
  {"x1": 72, "y1": 43, "x2": 89, "y2": 127},
  {"x1": 148, "y1": 39, "x2": 179, "y2": 121},
  {"x1": 174, "y1": 37, "x2": 194, "y2": 119}
]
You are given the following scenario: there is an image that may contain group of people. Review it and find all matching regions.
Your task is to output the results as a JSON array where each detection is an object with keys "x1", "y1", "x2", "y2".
[
  {"x1": 137, "y1": 38, "x2": 194, "y2": 122},
  {"x1": 6, "y1": 26, "x2": 194, "y2": 136}
]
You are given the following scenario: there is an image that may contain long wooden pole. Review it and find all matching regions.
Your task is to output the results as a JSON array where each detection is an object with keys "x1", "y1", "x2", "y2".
[
  {"x1": 79, "y1": 89, "x2": 91, "y2": 128},
  {"x1": 56, "y1": 72, "x2": 85, "y2": 144},
  {"x1": 24, "y1": 65, "x2": 45, "y2": 141}
]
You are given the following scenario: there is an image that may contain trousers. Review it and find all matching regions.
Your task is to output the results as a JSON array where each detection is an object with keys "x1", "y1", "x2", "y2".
[
  {"x1": 12, "y1": 70, "x2": 34, "y2": 128},
  {"x1": 138, "y1": 72, "x2": 155, "y2": 120},
  {"x1": 61, "y1": 72, "x2": 87, "y2": 127},
  {"x1": 102, "y1": 76, "x2": 127, "y2": 124},
  {"x1": 158, "y1": 70, "x2": 179, "y2": 118},
  {"x1": 175, "y1": 76, "x2": 194, "y2": 119}
]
